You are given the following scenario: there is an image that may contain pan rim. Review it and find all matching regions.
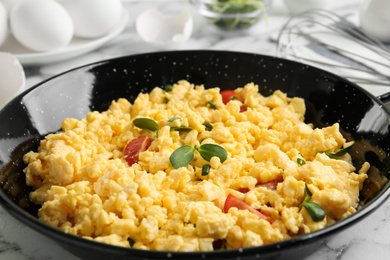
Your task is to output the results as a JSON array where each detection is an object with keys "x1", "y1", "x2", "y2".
[{"x1": 1, "y1": 50, "x2": 389, "y2": 259}]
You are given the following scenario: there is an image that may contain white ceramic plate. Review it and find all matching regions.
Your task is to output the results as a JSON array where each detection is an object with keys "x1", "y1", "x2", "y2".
[{"x1": 0, "y1": 10, "x2": 128, "y2": 65}]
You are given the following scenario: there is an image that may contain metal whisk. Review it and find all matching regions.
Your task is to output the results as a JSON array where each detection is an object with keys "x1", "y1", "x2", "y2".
[{"x1": 276, "y1": 9, "x2": 390, "y2": 87}]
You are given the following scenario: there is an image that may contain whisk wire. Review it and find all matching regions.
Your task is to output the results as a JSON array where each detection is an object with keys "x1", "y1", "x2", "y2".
[{"x1": 276, "y1": 9, "x2": 390, "y2": 86}]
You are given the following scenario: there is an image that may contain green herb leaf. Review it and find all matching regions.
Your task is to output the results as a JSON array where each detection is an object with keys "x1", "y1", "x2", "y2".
[
  {"x1": 202, "y1": 164, "x2": 211, "y2": 176},
  {"x1": 165, "y1": 97, "x2": 169, "y2": 103},
  {"x1": 128, "y1": 237, "x2": 135, "y2": 247},
  {"x1": 133, "y1": 117, "x2": 160, "y2": 137},
  {"x1": 171, "y1": 126, "x2": 194, "y2": 131},
  {"x1": 297, "y1": 158, "x2": 306, "y2": 166},
  {"x1": 324, "y1": 141, "x2": 355, "y2": 159},
  {"x1": 300, "y1": 184, "x2": 326, "y2": 222},
  {"x1": 334, "y1": 141, "x2": 355, "y2": 157},
  {"x1": 203, "y1": 123, "x2": 213, "y2": 131},
  {"x1": 208, "y1": 101, "x2": 216, "y2": 109},
  {"x1": 302, "y1": 184, "x2": 312, "y2": 206},
  {"x1": 324, "y1": 152, "x2": 340, "y2": 159},
  {"x1": 229, "y1": 96, "x2": 239, "y2": 101},
  {"x1": 133, "y1": 117, "x2": 159, "y2": 132},
  {"x1": 170, "y1": 145, "x2": 195, "y2": 169},
  {"x1": 196, "y1": 143, "x2": 228, "y2": 163},
  {"x1": 168, "y1": 116, "x2": 182, "y2": 122},
  {"x1": 302, "y1": 202, "x2": 326, "y2": 222},
  {"x1": 200, "y1": 0, "x2": 266, "y2": 31},
  {"x1": 164, "y1": 84, "x2": 173, "y2": 92}
]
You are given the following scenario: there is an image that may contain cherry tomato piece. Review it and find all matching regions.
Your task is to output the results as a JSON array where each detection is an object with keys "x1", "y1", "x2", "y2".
[
  {"x1": 238, "y1": 187, "x2": 250, "y2": 193},
  {"x1": 256, "y1": 177, "x2": 284, "y2": 190},
  {"x1": 124, "y1": 136, "x2": 152, "y2": 166},
  {"x1": 220, "y1": 90, "x2": 238, "y2": 105},
  {"x1": 224, "y1": 194, "x2": 272, "y2": 223},
  {"x1": 238, "y1": 177, "x2": 283, "y2": 194},
  {"x1": 240, "y1": 105, "x2": 247, "y2": 112}
]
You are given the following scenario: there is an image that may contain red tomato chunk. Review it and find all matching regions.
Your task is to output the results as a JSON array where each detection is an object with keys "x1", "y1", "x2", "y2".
[
  {"x1": 238, "y1": 177, "x2": 283, "y2": 193},
  {"x1": 220, "y1": 90, "x2": 238, "y2": 105},
  {"x1": 224, "y1": 194, "x2": 272, "y2": 223},
  {"x1": 256, "y1": 177, "x2": 283, "y2": 190},
  {"x1": 124, "y1": 136, "x2": 152, "y2": 166}
]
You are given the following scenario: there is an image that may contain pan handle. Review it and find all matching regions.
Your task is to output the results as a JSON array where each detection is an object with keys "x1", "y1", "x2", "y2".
[{"x1": 378, "y1": 92, "x2": 390, "y2": 110}]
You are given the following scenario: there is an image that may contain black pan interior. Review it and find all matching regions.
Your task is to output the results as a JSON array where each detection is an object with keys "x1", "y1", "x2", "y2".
[{"x1": 0, "y1": 50, "x2": 390, "y2": 260}]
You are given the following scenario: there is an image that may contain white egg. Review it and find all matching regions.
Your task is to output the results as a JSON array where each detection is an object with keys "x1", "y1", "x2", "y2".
[
  {"x1": 10, "y1": 0, "x2": 74, "y2": 52},
  {"x1": 0, "y1": 52, "x2": 25, "y2": 108},
  {"x1": 360, "y1": 0, "x2": 390, "y2": 43},
  {"x1": 136, "y1": 8, "x2": 193, "y2": 44},
  {"x1": 0, "y1": 0, "x2": 23, "y2": 12},
  {"x1": 59, "y1": 0, "x2": 123, "y2": 39},
  {"x1": 0, "y1": 2, "x2": 7, "y2": 47}
]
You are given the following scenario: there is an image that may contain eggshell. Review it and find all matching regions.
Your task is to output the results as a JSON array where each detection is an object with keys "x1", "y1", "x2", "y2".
[
  {"x1": 10, "y1": 0, "x2": 74, "y2": 52},
  {"x1": 0, "y1": 2, "x2": 7, "y2": 47},
  {"x1": 136, "y1": 8, "x2": 193, "y2": 44},
  {"x1": 59, "y1": 0, "x2": 123, "y2": 38},
  {"x1": 360, "y1": 0, "x2": 390, "y2": 42},
  {"x1": 0, "y1": 52, "x2": 25, "y2": 108}
]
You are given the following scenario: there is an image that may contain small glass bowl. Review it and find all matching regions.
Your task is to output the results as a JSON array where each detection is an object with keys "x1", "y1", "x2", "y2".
[{"x1": 190, "y1": 0, "x2": 272, "y2": 32}]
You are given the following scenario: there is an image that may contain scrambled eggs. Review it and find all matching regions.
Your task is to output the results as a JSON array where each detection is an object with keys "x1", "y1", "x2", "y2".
[{"x1": 23, "y1": 80, "x2": 369, "y2": 251}]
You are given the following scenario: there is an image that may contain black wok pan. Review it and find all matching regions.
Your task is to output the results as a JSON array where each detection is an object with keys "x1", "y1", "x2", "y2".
[{"x1": 1, "y1": 50, "x2": 390, "y2": 260}]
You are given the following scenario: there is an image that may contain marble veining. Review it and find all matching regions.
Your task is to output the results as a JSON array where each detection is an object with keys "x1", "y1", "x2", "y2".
[{"x1": 1, "y1": 0, "x2": 390, "y2": 259}]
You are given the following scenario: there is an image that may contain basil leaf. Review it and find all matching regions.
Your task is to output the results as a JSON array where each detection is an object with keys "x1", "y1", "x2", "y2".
[
  {"x1": 133, "y1": 117, "x2": 160, "y2": 132},
  {"x1": 302, "y1": 202, "x2": 326, "y2": 222},
  {"x1": 208, "y1": 101, "x2": 216, "y2": 109},
  {"x1": 229, "y1": 96, "x2": 239, "y2": 101},
  {"x1": 171, "y1": 126, "x2": 193, "y2": 131},
  {"x1": 168, "y1": 116, "x2": 182, "y2": 122},
  {"x1": 297, "y1": 158, "x2": 306, "y2": 166},
  {"x1": 202, "y1": 164, "x2": 211, "y2": 176},
  {"x1": 170, "y1": 145, "x2": 195, "y2": 169},
  {"x1": 164, "y1": 84, "x2": 173, "y2": 92},
  {"x1": 197, "y1": 143, "x2": 228, "y2": 163},
  {"x1": 203, "y1": 123, "x2": 213, "y2": 131}
]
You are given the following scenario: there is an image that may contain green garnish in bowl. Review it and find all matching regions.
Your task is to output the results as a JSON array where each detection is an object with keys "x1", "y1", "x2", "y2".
[{"x1": 191, "y1": 0, "x2": 269, "y2": 31}]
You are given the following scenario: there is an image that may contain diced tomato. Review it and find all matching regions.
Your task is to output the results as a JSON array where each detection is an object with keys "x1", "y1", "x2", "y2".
[
  {"x1": 124, "y1": 136, "x2": 152, "y2": 166},
  {"x1": 238, "y1": 177, "x2": 283, "y2": 194},
  {"x1": 240, "y1": 105, "x2": 247, "y2": 112},
  {"x1": 238, "y1": 187, "x2": 250, "y2": 193},
  {"x1": 255, "y1": 177, "x2": 283, "y2": 190},
  {"x1": 220, "y1": 90, "x2": 238, "y2": 105},
  {"x1": 220, "y1": 90, "x2": 247, "y2": 112},
  {"x1": 224, "y1": 194, "x2": 272, "y2": 223}
]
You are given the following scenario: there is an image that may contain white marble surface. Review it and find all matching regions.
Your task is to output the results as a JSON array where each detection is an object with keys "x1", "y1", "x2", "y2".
[{"x1": 1, "y1": 0, "x2": 390, "y2": 259}]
